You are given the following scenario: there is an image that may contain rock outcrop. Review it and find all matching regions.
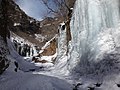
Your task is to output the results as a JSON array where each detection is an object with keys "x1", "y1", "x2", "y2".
[
  {"x1": 0, "y1": 0, "x2": 10, "y2": 74},
  {"x1": 40, "y1": 38, "x2": 57, "y2": 56}
]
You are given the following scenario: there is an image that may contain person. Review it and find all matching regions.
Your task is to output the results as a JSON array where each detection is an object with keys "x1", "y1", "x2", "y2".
[
  {"x1": 14, "y1": 61, "x2": 18, "y2": 72},
  {"x1": 18, "y1": 44, "x2": 22, "y2": 55},
  {"x1": 13, "y1": 39, "x2": 17, "y2": 50},
  {"x1": 32, "y1": 47, "x2": 34, "y2": 56},
  {"x1": 26, "y1": 45, "x2": 30, "y2": 57}
]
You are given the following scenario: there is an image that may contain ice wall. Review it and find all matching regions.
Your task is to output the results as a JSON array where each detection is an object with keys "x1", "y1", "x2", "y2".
[
  {"x1": 55, "y1": 22, "x2": 68, "y2": 69},
  {"x1": 57, "y1": 22, "x2": 67, "y2": 59},
  {"x1": 68, "y1": 0, "x2": 120, "y2": 76}
]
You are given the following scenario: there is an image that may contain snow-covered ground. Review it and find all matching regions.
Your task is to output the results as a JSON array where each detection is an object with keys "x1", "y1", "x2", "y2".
[
  {"x1": 0, "y1": 31, "x2": 74, "y2": 90},
  {"x1": 0, "y1": 70, "x2": 72, "y2": 90},
  {"x1": 35, "y1": 34, "x2": 46, "y2": 42},
  {"x1": 0, "y1": 37, "x2": 73, "y2": 90}
]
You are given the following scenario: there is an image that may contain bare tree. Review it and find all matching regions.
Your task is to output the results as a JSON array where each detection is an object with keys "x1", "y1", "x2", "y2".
[{"x1": 41, "y1": 0, "x2": 73, "y2": 19}]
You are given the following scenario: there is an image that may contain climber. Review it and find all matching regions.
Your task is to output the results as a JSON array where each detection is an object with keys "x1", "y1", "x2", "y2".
[
  {"x1": 32, "y1": 48, "x2": 34, "y2": 56},
  {"x1": 18, "y1": 44, "x2": 22, "y2": 55},
  {"x1": 14, "y1": 61, "x2": 19, "y2": 72},
  {"x1": 13, "y1": 39, "x2": 18, "y2": 50},
  {"x1": 26, "y1": 44, "x2": 31, "y2": 57}
]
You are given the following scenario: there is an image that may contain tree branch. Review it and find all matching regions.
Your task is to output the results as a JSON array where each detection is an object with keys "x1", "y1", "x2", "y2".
[{"x1": 41, "y1": 0, "x2": 58, "y2": 13}]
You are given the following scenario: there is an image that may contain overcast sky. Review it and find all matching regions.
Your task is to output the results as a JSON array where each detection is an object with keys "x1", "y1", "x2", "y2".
[{"x1": 15, "y1": 0, "x2": 49, "y2": 21}]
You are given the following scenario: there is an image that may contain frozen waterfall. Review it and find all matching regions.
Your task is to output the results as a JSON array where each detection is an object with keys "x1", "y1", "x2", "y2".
[
  {"x1": 55, "y1": 22, "x2": 68, "y2": 70},
  {"x1": 68, "y1": 0, "x2": 120, "y2": 77}
]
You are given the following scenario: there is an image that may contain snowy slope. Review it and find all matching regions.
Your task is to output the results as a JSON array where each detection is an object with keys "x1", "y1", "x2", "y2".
[
  {"x1": 0, "y1": 37, "x2": 73, "y2": 90},
  {"x1": 7, "y1": 38, "x2": 40, "y2": 71},
  {"x1": 0, "y1": 71, "x2": 72, "y2": 90}
]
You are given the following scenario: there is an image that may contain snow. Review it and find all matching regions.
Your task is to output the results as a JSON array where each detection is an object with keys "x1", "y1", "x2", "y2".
[
  {"x1": 55, "y1": 22, "x2": 67, "y2": 64},
  {"x1": 7, "y1": 38, "x2": 41, "y2": 71},
  {"x1": 10, "y1": 31, "x2": 58, "y2": 68},
  {"x1": 10, "y1": 31, "x2": 34, "y2": 46},
  {"x1": 35, "y1": 34, "x2": 46, "y2": 42},
  {"x1": 52, "y1": 0, "x2": 120, "y2": 89},
  {"x1": 0, "y1": 70, "x2": 72, "y2": 90},
  {"x1": 14, "y1": 23, "x2": 21, "y2": 26},
  {"x1": 69, "y1": 0, "x2": 120, "y2": 75},
  {"x1": 10, "y1": 31, "x2": 39, "y2": 57},
  {"x1": 41, "y1": 34, "x2": 58, "y2": 50},
  {"x1": 41, "y1": 52, "x2": 57, "y2": 62},
  {"x1": 0, "y1": 26, "x2": 73, "y2": 90},
  {"x1": 44, "y1": 23, "x2": 51, "y2": 26},
  {"x1": 34, "y1": 62, "x2": 54, "y2": 68},
  {"x1": 0, "y1": 37, "x2": 73, "y2": 90},
  {"x1": 49, "y1": 22, "x2": 70, "y2": 76},
  {"x1": 30, "y1": 20, "x2": 35, "y2": 23}
]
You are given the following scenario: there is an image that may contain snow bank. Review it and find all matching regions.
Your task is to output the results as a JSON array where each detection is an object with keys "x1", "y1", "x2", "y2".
[
  {"x1": 40, "y1": 52, "x2": 57, "y2": 62},
  {"x1": 0, "y1": 66, "x2": 72, "y2": 90},
  {"x1": 7, "y1": 38, "x2": 39, "y2": 71}
]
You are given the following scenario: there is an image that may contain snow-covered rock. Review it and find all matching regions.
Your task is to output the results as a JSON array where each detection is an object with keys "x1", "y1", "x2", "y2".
[
  {"x1": 35, "y1": 34, "x2": 46, "y2": 42},
  {"x1": 0, "y1": 37, "x2": 9, "y2": 74},
  {"x1": 14, "y1": 23, "x2": 21, "y2": 26}
]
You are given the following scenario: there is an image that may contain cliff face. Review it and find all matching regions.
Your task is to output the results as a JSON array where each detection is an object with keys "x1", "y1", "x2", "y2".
[
  {"x1": 0, "y1": 37, "x2": 9, "y2": 74},
  {"x1": 6, "y1": 0, "x2": 59, "y2": 48},
  {"x1": 0, "y1": 0, "x2": 10, "y2": 74},
  {"x1": 7, "y1": 0, "x2": 38, "y2": 34},
  {"x1": 0, "y1": 0, "x2": 9, "y2": 41},
  {"x1": 7, "y1": 0, "x2": 41, "y2": 46}
]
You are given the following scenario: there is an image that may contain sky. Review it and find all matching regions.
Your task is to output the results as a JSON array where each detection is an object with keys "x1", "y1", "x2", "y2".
[{"x1": 15, "y1": 0, "x2": 49, "y2": 21}]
